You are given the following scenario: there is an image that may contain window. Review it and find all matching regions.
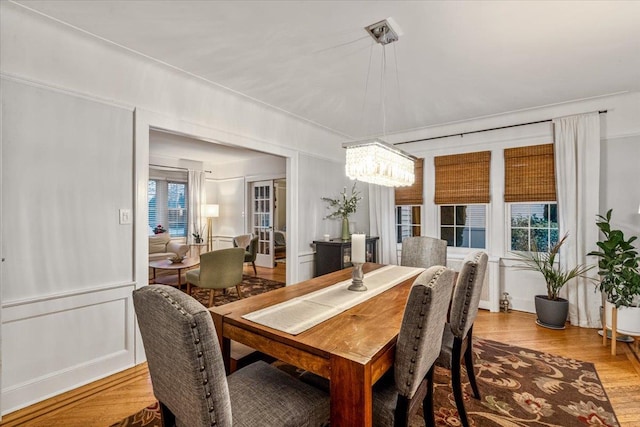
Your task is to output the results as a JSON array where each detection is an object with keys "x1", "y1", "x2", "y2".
[
  {"x1": 434, "y1": 152, "x2": 490, "y2": 249},
  {"x1": 440, "y1": 205, "x2": 486, "y2": 248},
  {"x1": 510, "y1": 203, "x2": 558, "y2": 252},
  {"x1": 148, "y1": 179, "x2": 188, "y2": 237},
  {"x1": 504, "y1": 144, "x2": 558, "y2": 252},
  {"x1": 395, "y1": 158, "x2": 423, "y2": 244},
  {"x1": 395, "y1": 205, "x2": 421, "y2": 244}
]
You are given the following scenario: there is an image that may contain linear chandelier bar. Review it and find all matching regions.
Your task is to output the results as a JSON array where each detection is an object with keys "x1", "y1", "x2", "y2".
[{"x1": 343, "y1": 139, "x2": 416, "y2": 187}]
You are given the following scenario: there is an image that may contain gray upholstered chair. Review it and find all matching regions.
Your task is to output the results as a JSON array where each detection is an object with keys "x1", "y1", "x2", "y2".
[
  {"x1": 186, "y1": 247, "x2": 245, "y2": 307},
  {"x1": 299, "y1": 266, "x2": 456, "y2": 427},
  {"x1": 133, "y1": 285, "x2": 330, "y2": 427},
  {"x1": 372, "y1": 265, "x2": 456, "y2": 427},
  {"x1": 400, "y1": 236, "x2": 447, "y2": 269},
  {"x1": 435, "y1": 251, "x2": 488, "y2": 427}
]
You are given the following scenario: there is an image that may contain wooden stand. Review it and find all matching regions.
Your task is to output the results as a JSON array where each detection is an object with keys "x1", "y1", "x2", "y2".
[{"x1": 603, "y1": 306, "x2": 640, "y2": 355}]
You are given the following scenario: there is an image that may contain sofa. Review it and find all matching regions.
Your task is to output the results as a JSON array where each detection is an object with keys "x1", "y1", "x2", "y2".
[{"x1": 149, "y1": 233, "x2": 189, "y2": 261}]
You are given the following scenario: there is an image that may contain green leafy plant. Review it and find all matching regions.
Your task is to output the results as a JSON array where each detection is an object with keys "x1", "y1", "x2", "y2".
[
  {"x1": 322, "y1": 182, "x2": 362, "y2": 220},
  {"x1": 192, "y1": 225, "x2": 206, "y2": 243},
  {"x1": 513, "y1": 233, "x2": 594, "y2": 300},
  {"x1": 587, "y1": 209, "x2": 640, "y2": 308}
]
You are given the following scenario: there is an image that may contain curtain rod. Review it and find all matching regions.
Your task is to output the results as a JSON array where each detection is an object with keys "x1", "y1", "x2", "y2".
[
  {"x1": 394, "y1": 110, "x2": 608, "y2": 146},
  {"x1": 149, "y1": 163, "x2": 212, "y2": 173}
]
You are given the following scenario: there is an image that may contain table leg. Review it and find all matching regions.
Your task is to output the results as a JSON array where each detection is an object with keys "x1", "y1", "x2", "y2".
[
  {"x1": 330, "y1": 355, "x2": 372, "y2": 426},
  {"x1": 210, "y1": 312, "x2": 231, "y2": 375},
  {"x1": 176, "y1": 268, "x2": 182, "y2": 289}
]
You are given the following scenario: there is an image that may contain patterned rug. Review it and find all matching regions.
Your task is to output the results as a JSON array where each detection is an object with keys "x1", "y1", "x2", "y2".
[
  {"x1": 112, "y1": 338, "x2": 619, "y2": 427},
  {"x1": 189, "y1": 274, "x2": 285, "y2": 306}
]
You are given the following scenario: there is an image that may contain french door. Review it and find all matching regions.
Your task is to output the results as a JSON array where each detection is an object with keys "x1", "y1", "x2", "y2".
[{"x1": 251, "y1": 180, "x2": 274, "y2": 268}]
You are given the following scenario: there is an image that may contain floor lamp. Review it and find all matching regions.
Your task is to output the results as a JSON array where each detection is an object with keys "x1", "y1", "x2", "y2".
[{"x1": 205, "y1": 204, "x2": 219, "y2": 252}]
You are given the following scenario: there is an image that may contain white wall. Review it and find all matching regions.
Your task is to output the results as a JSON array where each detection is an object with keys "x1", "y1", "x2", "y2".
[
  {"x1": 0, "y1": 2, "x2": 352, "y2": 414},
  {"x1": 1, "y1": 78, "x2": 136, "y2": 413},
  {"x1": 296, "y1": 154, "x2": 370, "y2": 280},
  {"x1": 203, "y1": 154, "x2": 286, "y2": 249},
  {"x1": 389, "y1": 92, "x2": 640, "y2": 313}
]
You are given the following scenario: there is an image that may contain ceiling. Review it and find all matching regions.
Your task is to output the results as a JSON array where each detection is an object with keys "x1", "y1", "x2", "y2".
[
  {"x1": 17, "y1": 0, "x2": 640, "y2": 142},
  {"x1": 149, "y1": 129, "x2": 275, "y2": 165}
]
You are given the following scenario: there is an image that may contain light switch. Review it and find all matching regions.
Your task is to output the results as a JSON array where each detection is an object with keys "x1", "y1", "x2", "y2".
[{"x1": 119, "y1": 208, "x2": 132, "y2": 225}]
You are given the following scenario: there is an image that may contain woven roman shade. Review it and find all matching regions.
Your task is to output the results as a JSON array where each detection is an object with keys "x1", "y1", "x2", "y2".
[
  {"x1": 434, "y1": 151, "x2": 491, "y2": 204},
  {"x1": 395, "y1": 158, "x2": 424, "y2": 205},
  {"x1": 504, "y1": 144, "x2": 556, "y2": 202}
]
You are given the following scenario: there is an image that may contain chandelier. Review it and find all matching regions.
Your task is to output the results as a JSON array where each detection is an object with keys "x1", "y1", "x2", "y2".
[
  {"x1": 343, "y1": 18, "x2": 416, "y2": 188},
  {"x1": 344, "y1": 139, "x2": 415, "y2": 187}
]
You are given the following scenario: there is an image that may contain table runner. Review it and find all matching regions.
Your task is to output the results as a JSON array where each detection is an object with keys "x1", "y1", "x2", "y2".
[{"x1": 242, "y1": 265, "x2": 424, "y2": 335}]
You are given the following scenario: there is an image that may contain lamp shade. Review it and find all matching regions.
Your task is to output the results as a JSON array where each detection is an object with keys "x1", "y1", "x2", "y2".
[{"x1": 204, "y1": 204, "x2": 219, "y2": 218}]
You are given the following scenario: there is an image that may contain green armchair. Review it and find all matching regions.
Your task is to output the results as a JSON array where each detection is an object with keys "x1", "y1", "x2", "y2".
[
  {"x1": 234, "y1": 234, "x2": 259, "y2": 275},
  {"x1": 244, "y1": 236, "x2": 259, "y2": 275},
  {"x1": 185, "y1": 247, "x2": 245, "y2": 307}
]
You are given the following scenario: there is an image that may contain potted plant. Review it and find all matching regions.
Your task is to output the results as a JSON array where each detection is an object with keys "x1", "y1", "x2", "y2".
[
  {"x1": 322, "y1": 182, "x2": 362, "y2": 240},
  {"x1": 192, "y1": 225, "x2": 205, "y2": 244},
  {"x1": 514, "y1": 234, "x2": 594, "y2": 329},
  {"x1": 588, "y1": 209, "x2": 640, "y2": 336},
  {"x1": 153, "y1": 224, "x2": 167, "y2": 234}
]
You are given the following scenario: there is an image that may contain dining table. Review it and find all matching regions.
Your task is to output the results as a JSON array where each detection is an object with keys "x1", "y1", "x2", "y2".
[{"x1": 208, "y1": 262, "x2": 424, "y2": 426}]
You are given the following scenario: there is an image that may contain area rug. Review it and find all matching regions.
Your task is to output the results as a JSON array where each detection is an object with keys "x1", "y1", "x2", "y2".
[
  {"x1": 112, "y1": 338, "x2": 619, "y2": 427},
  {"x1": 189, "y1": 274, "x2": 285, "y2": 306}
]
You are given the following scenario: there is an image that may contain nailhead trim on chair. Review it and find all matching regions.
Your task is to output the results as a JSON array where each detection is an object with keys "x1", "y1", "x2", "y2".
[
  {"x1": 148, "y1": 287, "x2": 219, "y2": 426},
  {"x1": 404, "y1": 266, "x2": 447, "y2": 390}
]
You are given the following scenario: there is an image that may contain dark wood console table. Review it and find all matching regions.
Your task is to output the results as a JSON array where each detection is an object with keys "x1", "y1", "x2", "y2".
[{"x1": 312, "y1": 236, "x2": 379, "y2": 277}]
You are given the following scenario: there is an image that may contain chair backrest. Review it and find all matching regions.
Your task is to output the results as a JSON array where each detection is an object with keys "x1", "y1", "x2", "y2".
[
  {"x1": 274, "y1": 231, "x2": 286, "y2": 246},
  {"x1": 133, "y1": 285, "x2": 232, "y2": 427},
  {"x1": 233, "y1": 234, "x2": 252, "y2": 249},
  {"x1": 199, "y1": 247, "x2": 245, "y2": 290},
  {"x1": 247, "y1": 236, "x2": 259, "y2": 261},
  {"x1": 394, "y1": 265, "x2": 455, "y2": 399},
  {"x1": 449, "y1": 251, "x2": 488, "y2": 339},
  {"x1": 400, "y1": 236, "x2": 447, "y2": 268}
]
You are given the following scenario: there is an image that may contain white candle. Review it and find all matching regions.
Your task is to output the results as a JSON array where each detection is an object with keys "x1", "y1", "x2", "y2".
[{"x1": 351, "y1": 234, "x2": 366, "y2": 264}]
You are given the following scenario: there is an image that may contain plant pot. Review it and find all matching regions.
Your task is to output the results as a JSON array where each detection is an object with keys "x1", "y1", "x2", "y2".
[
  {"x1": 535, "y1": 295, "x2": 568, "y2": 330},
  {"x1": 604, "y1": 300, "x2": 640, "y2": 336}
]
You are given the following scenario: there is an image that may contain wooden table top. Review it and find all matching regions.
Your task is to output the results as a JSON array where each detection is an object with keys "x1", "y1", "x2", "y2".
[
  {"x1": 209, "y1": 263, "x2": 420, "y2": 374},
  {"x1": 148, "y1": 257, "x2": 200, "y2": 270}
]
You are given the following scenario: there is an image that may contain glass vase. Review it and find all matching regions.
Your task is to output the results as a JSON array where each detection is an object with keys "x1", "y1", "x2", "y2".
[{"x1": 341, "y1": 217, "x2": 350, "y2": 240}]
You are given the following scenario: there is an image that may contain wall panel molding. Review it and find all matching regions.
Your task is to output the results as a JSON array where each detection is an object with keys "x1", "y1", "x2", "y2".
[{"x1": 1, "y1": 285, "x2": 136, "y2": 415}]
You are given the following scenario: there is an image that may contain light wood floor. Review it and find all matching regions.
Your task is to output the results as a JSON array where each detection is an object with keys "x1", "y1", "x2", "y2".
[{"x1": 3, "y1": 266, "x2": 639, "y2": 426}]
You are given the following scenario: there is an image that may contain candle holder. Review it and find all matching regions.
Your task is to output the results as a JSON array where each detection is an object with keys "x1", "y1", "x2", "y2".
[{"x1": 347, "y1": 262, "x2": 367, "y2": 292}]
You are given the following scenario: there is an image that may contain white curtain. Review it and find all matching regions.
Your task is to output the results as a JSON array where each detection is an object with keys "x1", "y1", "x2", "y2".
[
  {"x1": 368, "y1": 184, "x2": 398, "y2": 265},
  {"x1": 553, "y1": 112, "x2": 601, "y2": 328},
  {"x1": 188, "y1": 170, "x2": 206, "y2": 244}
]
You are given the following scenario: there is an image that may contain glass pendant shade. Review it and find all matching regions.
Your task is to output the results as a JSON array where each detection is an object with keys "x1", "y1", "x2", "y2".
[{"x1": 344, "y1": 140, "x2": 415, "y2": 187}]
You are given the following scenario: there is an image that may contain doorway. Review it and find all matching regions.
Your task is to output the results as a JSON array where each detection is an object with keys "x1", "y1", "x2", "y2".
[
  {"x1": 274, "y1": 179, "x2": 287, "y2": 264},
  {"x1": 251, "y1": 180, "x2": 275, "y2": 268}
]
